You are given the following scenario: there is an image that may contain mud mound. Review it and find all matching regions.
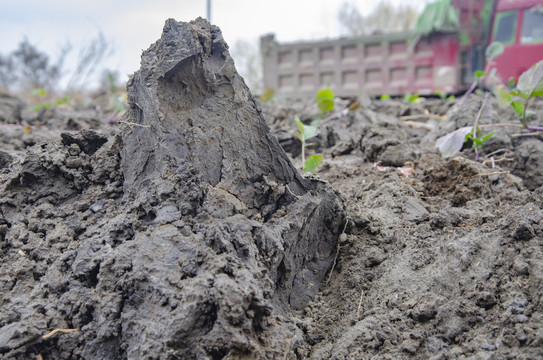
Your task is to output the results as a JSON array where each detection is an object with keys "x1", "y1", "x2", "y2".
[{"x1": 0, "y1": 18, "x2": 344, "y2": 359}]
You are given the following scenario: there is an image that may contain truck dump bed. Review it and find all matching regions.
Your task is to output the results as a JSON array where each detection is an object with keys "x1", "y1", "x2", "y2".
[{"x1": 261, "y1": 31, "x2": 461, "y2": 98}]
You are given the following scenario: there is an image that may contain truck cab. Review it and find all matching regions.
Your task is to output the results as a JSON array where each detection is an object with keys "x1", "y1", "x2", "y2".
[{"x1": 488, "y1": 0, "x2": 543, "y2": 83}]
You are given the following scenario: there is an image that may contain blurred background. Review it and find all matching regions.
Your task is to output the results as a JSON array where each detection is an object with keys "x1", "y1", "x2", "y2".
[{"x1": 0, "y1": 0, "x2": 427, "y2": 95}]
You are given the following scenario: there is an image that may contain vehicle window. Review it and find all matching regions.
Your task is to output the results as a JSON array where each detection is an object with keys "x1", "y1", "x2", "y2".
[
  {"x1": 493, "y1": 11, "x2": 517, "y2": 45},
  {"x1": 521, "y1": 9, "x2": 543, "y2": 44}
]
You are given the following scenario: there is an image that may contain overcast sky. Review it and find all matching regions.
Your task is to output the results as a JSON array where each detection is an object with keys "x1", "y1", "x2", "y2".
[{"x1": 0, "y1": 0, "x2": 423, "y2": 87}]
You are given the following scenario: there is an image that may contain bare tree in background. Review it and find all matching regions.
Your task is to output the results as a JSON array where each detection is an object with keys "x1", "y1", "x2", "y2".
[
  {"x1": 67, "y1": 32, "x2": 113, "y2": 91},
  {"x1": 338, "y1": 1, "x2": 421, "y2": 36},
  {"x1": 230, "y1": 39, "x2": 262, "y2": 94},
  {"x1": 0, "y1": 38, "x2": 69, "y2": 92},
  {"x1": 0, "y1": 33, "x2": 113, "y2": 94}
]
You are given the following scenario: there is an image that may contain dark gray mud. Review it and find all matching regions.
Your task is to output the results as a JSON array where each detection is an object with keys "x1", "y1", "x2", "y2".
[
  {"x1": 261, "y1": 94, "x2": 543, "y2": 359},
  {"x1": 1, "y1": 17, "x2": 543, "y2": 360}
]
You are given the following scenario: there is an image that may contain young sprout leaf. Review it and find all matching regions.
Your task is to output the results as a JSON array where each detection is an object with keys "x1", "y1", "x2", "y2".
[
  {"x1": 316, "y1": 88, "x2": 335, "y2": 113},
  {"x1": 294, "y1": 117, "x2": 318, "y2": 141},
  {"x1": 435, "y1": 126, "x2": 472, "y2": 158},
  {"x1": 466, "y1": 132, "x2": 495, "y2": 150},
  {"x1": 260, "y1": 88, "x2": 276, "y2": 102},
  {"x1": 32, "y1": 88, "x2": 46, "y2": 96},
  {"x1": 295, "y1": 116, "x2": 305, "y2": 135},
  {"x1": 481, "y1": 132, "x2": 495, "y2": 142},
  {"x1": 485, "y1": 42, "x2": 504, "y2": 60},
  {"x1": 434, "y1": 90, "x2": 446, "y2": 99},
  {"x1": 310, "y1": 119, "x2": 322, "y2": 126},
  {"x1": 511, "y1": 100, "x2": 525, "y2": 119},
  {"x1": 404, "y1": 93, "x2": 420, "y2": 103},
  {"x1": 493, "y1": 85, "x2": 513, "y2": 107},
  {"x1": 511, "y1": 59, "x2": 543, "y2": 99},
  {"x1": 380, "y1": 94, "x2": 391, "y2": 101},
  {"x1": 302, "y1": 124, "x2": 318, "y2": 141},
  {"x1": 303, "y1": 154, "x2": 323, "y2": 173},
  {"x1": 474, "y1": 70, "x2": 486, "y2": 79}
]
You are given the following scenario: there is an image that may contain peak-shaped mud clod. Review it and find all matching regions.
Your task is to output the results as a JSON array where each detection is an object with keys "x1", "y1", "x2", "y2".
[
  {"x1": 0, "y1": 18, "x2": 344, "y2": 359},
  {"x1": 122, "y1": 17, "x2": 306, "y2": 206},
  {"x1": 117, "y1": 17, "x2": 346, "y2": 357}
]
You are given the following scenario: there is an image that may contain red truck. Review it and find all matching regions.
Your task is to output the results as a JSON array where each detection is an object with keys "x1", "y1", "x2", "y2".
[{"x1": 260, "y1": 0, "x2": 543, "y2": 98}]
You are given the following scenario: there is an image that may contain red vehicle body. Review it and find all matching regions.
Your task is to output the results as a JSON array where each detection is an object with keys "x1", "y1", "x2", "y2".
[
  {"x1": 260, "y1": 0, "x2": 543, "y2": 97},
  {"x1": 487, "y1": 0, "x2": 543, "y2": 83}
]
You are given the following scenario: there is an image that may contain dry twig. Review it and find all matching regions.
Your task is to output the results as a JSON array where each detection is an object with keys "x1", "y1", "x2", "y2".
[
  {"x1": 118, "y1": 120, "x2": 151, "y2": 128},
  {"x1": 42, "y1": 328, "x2": 79, "y2": 340}
]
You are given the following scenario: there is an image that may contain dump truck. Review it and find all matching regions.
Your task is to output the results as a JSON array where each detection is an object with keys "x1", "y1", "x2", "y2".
[{"x1": 260, "y1": 0, "x2": 543, "y2": 98}]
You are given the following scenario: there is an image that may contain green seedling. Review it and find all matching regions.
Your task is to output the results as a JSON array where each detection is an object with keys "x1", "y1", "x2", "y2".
[
  {"x1": 30, "y1": 88, "x2": 69, "y2": 111},
  {"x1": 437, "y1": 51, "x2": 543, "y2": 161},
  {"x1": 465, "y1": 131, "x2": 494, "y2": 161},
  {"x1": 436, "y1": 93, "x2": 493, "y2": 160},
  {"x1": 312, "y1": 88, "x2": 336, "y2": 126},
  {"x1": 460, "y1": 42, "x2": 504, "y2": 103},
  {"x1": 509, "y1": 59, "x2": 543, "y2": 129},
  {"x1": 474, "y1": 70, "x2": 486, "y2": 81},
  {"x1": 108, "y1": 74, "x2": 125, "y2": 114},
  {"x1": 294, "y1": 116, "x2": 322, "y2": 173},
  {"x1": 435, "y1": 127, "x2": 494, "y2": 159},
  {"x1": 403, "y1": 93, "x2": 420, "y2": 103},
  {"x1": 434, "y1": 90, "x2": 455, "y2": 101},
  {"x1": 434, "y1": 90, "x2": 446, "y2": 99},
  {"x1": 316, "y1": 88, "x2": 335, "y2": 114},
  {"x1": 436, "y1": 126, "x2": 473, "y2": 158},
  {"x1": 260, "y1": 88, "x2": 276, "y2": 102},
  {"x1": 380, "y1": 94, "x2": 391, "y2": 101},
  {"x1": 303, "y1": 154, "x2": 323, "y2": 173},
  {"x1": 31, "y1": 88, "x2": 51, "y2": 111},
  {"x1": 466, "y1": 132, "x2": 495, "y2": 150},
  {"x1": 293, "y1": 88, "x2": 360, "y2": 173},
  {"x1": 493, "y1": 60, "x2": 543, "y2": 131}
]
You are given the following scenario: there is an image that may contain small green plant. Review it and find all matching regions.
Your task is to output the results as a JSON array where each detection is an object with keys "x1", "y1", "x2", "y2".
[
  {"x1": 403, "y1": 93, "x2": 420, "y2": 103},
  {"x1": 30, "y1": 88, "x2": 69, "y2": 111},
  {"x1": 436, "y1": 93, "x2": 494, "y2": 160},
  {"x1": 465, "y1": 131, "x2": 495, "y2": 155},
  {"x1": 435, "y1": 126, "x2": 495, "y2": 160},
  {"x1": 293, "y1": 88, "x2": 361, "y2": 173},
  {"x1": 508, "y1": 59, "x2": 543, "y2": 129},
  {"x1": 316, "y1": 88, "x2": 335, "y2": 114},
  {"x1": 108, "y1": 73, "x2": 125, "y2": 114},
  {"x1": 294, "y1": 116, "x2": 322, "y2": 173},
  {"x1": 493, "y1": 60, "x2": 543, "y2": 131},
  {"x1": 434, "y1": 89, "x2": 455, "y2": 101},
  {"x1": 466, "y1": 132, "x2": 495, "y2": 150},
  {"x1": 437, "y1": 60, "x2": 543, "y2": 160},
  {"x1": 260, "y1": 88, "x2": 276, "y2": 102},
  {"x1": 460, "y1": 42, "x2": 504, "y2": 103},
  {"x1": 380, "y1": 94, "x2": 391, "y2": 101}
]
